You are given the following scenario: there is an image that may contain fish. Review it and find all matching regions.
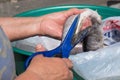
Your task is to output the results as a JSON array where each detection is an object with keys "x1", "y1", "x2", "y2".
[
  {"x1": 62, "y1": 9, "x2": 104, "y2": 54},
  {"x1": 83, "y1": 17, "x2": 104, "y2": 51}
]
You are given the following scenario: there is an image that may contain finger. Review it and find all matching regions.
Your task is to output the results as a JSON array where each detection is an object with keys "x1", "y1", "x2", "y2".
[
  {"x1": 68, "y1": 70, "x2": 73, "y2": 80},
  {"x1": 64, "y1": 8, "x2": 85, "y2": 18},
  {"x1": 35, "y1": 44, "x2": 46, "y2": 52},
  {"x1": 80, "y1": 17, "x2": 92, "y2": 31},
  {"x1": 68, "y1": 8, "x2": 85, "y2": 14},
  {"x1": 63, "y1": 58, "x2": 73, "y2": 69},
  {"x1": 31, "y1": 54, "x2": 45, "y2": 64},
  {"x1": 32, "y1": 54, "x2": 44, "y2": 60}
]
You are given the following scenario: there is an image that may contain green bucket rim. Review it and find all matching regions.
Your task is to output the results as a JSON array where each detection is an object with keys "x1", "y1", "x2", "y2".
[
  {"x1": 13, "y1": 4, "x2": 120, "y2": 56},
  {"x1": 15, "y1": 4, "x2": 120, "y2": 17}
]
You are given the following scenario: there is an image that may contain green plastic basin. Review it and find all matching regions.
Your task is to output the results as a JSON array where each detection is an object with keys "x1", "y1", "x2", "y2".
[{"x1": 13, "y1": 4, "x2": 120, "y2": 80}]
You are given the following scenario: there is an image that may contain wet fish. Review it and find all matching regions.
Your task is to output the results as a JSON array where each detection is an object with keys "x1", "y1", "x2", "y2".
[
  {"x1": 83, "y1": 17, "x2": 103, "y2": 51},
  {"x1": 62, "y1": 9, "x2": 103, "y2": 53}
]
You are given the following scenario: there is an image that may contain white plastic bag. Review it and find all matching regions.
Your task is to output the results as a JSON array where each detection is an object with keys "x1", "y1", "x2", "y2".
[
  {"x1": 102, "y1": 17, "x2": 120, "y2": 46},
  {"x1": 12, "y1": 36, "x2": 61, "y2": 52},
  {"x1": 69, "y1": 42, "x2": 120, "y2": 80}
]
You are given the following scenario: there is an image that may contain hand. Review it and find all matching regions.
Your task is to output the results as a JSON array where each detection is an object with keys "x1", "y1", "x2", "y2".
[
  {"x1": 0, "y1": 8, "x2": 83, "y2": 41},
  {"x1": 28, "y1": 55, "x2": 73, "y2": 80},
  {"x1": 16, "y1": 43, "x2": 73, "y2": 80},
  {"x1": 16, "y1": 55, "x2": 73, "y2": 80},
  {"x1": 37, "y1": 8, "x2": 84, "y2": 39}
]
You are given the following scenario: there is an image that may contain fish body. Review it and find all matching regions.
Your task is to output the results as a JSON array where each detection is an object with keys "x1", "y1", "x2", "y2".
[
  {"x1": 62, "y1": 9, "x2": 103, "y2": 53},
  {"x1": 83, "y1": 18, "x2": 103, "y2": 51}
]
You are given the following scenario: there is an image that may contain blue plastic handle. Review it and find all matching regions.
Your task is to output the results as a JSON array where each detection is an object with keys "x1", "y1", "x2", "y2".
[{"x1": 25, "y1": 46, "x2": 61, "y2": 68}]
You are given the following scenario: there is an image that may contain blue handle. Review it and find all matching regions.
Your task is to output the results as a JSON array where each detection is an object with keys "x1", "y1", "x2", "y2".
[
  {"x1": 61, "y1": 15, "x2": 79, "y2": 58},
  {"x1": 25, "y1": 46, "x2": 61, "y2": 68}
]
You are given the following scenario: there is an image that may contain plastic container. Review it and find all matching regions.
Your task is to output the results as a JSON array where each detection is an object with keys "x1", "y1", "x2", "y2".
[{"x1": 13, "y1": 4, "x2": 120, "y2": 80}]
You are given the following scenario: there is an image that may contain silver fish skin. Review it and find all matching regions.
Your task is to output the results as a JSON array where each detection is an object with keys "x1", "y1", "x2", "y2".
[
  {"x1": 62, "y1": 9, "x2": 103, "y2": 54},
  {"x1": 83, "y1": 18, "x2": 104, "y2": 51}
]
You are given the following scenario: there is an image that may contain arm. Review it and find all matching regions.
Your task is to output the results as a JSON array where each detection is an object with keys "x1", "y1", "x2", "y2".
[
  {"x1": 0, "y1": 8, "x2": 84, "y2": 41},
  {"x1": 0, "y1": 17, "x2": 42, "y2": 41}
]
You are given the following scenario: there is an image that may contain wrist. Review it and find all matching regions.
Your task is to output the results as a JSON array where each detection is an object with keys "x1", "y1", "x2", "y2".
[{"x1": 34, "y1": 16, "x2": 45, "y2": 36}]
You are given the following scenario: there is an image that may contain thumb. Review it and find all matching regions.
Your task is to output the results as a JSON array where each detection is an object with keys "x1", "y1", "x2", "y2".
[
  {"x1": 64, "y1": 8, "x2": 85, "y2": 18},
  {"x1": 63, "y1": 58, "x2": 73, "y2": 69},
  {"x1": 31, "y1": 54, "x2": 44, "y2": 63},
  {"x1": 35, "y1": 44, "x2": 46, "y2": 52}
]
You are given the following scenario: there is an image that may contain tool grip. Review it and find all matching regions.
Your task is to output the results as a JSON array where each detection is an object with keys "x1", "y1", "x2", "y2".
[{"x1": 25, "y1": 46, "x2": 61, "y2": 69}]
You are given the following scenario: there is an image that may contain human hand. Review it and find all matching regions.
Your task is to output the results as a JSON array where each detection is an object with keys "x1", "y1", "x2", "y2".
[
  {"x1": 36, "y1": 8, "x2": 84, "y2": 39},
  {"x1": 15, "y1": 44, "x2": 73, "y2": 80},
  {"x1": 25, "y1": 55, "x2": 73, "y2": 80},
  {"x1": 0, "y1": 8, "x2": 84, "y2": 41}
]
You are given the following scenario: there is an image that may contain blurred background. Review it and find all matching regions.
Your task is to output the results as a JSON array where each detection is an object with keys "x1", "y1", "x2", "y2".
[{"x1": 0, "y1": 0, "x2": 108, "y2": 17}]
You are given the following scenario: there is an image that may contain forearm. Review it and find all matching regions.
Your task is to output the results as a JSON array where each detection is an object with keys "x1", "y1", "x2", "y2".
[{"x1": 0, "y1": 17, "x2": 42, "y2": 41}]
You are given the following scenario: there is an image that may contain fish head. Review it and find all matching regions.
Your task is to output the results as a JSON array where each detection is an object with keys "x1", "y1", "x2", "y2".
[{"x1": 71, "y1": 9, "x2": 102, "y2": 45}]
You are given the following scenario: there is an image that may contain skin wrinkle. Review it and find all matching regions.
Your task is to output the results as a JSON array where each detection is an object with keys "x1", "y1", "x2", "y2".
[{"x1": 0, "y1": 66, "x2": 7, "y2": 80}]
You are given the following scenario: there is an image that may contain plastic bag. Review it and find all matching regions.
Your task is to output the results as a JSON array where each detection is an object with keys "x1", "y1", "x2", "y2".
[
  {"x1": 102, "y1": 17, "x2": 120, "y2": 46},
  {"x1": 69, "y1": 42, "x2": 120, "y2": 80},
  {"x1": 12, "y1": 36, "x2": 61, "y2": 52},
  {"x1": 69, "y1": 16, "x2": 120, "y2": 80}
]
